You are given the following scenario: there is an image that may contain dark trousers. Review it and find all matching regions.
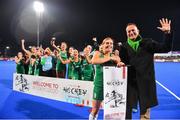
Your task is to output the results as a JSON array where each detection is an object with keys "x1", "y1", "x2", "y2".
[
  {"x1": 41, "y1": 69, "x2": 53, "y2": 77},
  {"x1": 126, "y1": 78, "x2": 138, "y2": 119}
]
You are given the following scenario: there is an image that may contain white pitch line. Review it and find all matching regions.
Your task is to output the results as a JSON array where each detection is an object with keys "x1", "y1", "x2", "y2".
[{"x1": 156, "y1": 80, "x2": 180, "y2": 101}]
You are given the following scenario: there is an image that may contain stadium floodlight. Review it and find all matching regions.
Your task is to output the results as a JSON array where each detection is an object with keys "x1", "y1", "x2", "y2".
[
  {"x1": 33, "y1": 1, "x2": 44, "y2": 47},
  {"x1": 6, "y1": 46, "x2": 10, "y2": 49},
  {"x1": 33, "y1": 1, "x2": 44, "y2": 13}
]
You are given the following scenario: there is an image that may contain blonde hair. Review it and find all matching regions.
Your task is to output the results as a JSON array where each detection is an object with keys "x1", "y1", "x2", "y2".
[
  {"x1": 61, "y1": 42, "x2": 67, "y2": 48},
  {"x1": 101, "y1": 37, "x2": 113, "y2": 45}
]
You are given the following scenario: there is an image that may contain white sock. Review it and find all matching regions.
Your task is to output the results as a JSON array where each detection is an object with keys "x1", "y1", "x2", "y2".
[{"x1": 89, "y1": 113, "x2": 98, "y2": 120}]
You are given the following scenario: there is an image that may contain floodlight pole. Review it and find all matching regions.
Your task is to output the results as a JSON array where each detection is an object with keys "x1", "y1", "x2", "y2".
[
  {"x1": 33, "y1": 1, "x2": 44, "y2": 48},
  {"x1": 37, "y1": 12, "x2": 40, "y2": 47}
]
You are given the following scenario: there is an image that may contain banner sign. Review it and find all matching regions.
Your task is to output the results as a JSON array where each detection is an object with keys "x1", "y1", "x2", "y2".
[
  {"x1": 103, "y1": 66, "x2": 127, "y2": 120},
  {"x1": 13, "y1": 74, "x2": 93, "y2": 107}
]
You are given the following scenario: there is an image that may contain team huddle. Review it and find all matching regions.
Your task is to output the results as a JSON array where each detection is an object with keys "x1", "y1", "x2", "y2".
[{"x1": 15, "y1": 37, "x2": 122, "y2": 81}]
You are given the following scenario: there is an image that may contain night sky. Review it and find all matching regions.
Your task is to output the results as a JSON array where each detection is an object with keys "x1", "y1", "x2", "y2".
[{"x1": 0, "y1": 0, "x2": 180, "y2": 56}]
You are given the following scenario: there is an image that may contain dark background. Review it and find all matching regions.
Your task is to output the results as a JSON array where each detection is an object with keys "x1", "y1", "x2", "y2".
[{"x1": 0, "y1": 0, "x2": 180, "y2": 56}]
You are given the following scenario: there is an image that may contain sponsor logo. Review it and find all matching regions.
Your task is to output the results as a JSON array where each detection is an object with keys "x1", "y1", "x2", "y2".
[
  {"x1": 63, "y1": 85, "x2": 88, "y2": 104},
  {"x1": 105, "y1": 90, "x2": 125, "y2": 108},
  {"x1": 106, "y1": 80, "x2": 124, "y2": 86},
  {"x1": 15, "y1": 75, "x2": 29, "y2": 92},
  {"x1": 63, "y1": 86, "x2": 87, "y2": 96}
]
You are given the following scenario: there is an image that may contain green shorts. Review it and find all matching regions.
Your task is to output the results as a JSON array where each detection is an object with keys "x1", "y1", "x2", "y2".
[{"x1": 93, "y1": 86, "x2": 103, "y2": 101}]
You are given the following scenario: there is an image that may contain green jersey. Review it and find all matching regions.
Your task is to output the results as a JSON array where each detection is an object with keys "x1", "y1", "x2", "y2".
[
  {"x1": 94, "y1": 53, "x2": 114, "y2": 87},
  {"x1": 81, "y1": 56, "x2": 94, "y2": 81},
  {"x1": 16, "y1": 59, "x2": 25, "y2": 74},
  {"x1": 93, "y1": 53, "x2": 115, "y2": 100},
  {"x1": 68, "y1": 56, "x2": 74, "y2": 79},
  {"x1": 28, "y1": 60, "x2": 39, "y2": 76},
  {"x1": 56, "y1": 50, "x2": 67, "y2": 72},
  {"x1": 71, "y1": 58, "x2": 82, "y2": 80},
  {"x1": 94, "y1": 64, "x2": 103, "y2": 87}
]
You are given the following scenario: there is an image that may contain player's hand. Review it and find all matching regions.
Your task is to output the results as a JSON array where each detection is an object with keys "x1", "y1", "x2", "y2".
[
  {"x1": 21, "y1": 39, "x2": 25, "y2": 43},
  {"x1": 51, "y1": 40, "x2": 55, "y2": 46},
  {"x1": 117, "y1": 62, "x2": 125, "y2": 67},
  {"x1": 14, "y1": 56, "x2": 18, "y2": 60},
  {"x1": 92, "y1": 37, "x2": 97, "y2": 42},
  {"x1": 157, "y1": 18, "x2": 171, "y2": 33},
  {"x1": 110, "y1": 56, "x2": 119, "y2": 63}
]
